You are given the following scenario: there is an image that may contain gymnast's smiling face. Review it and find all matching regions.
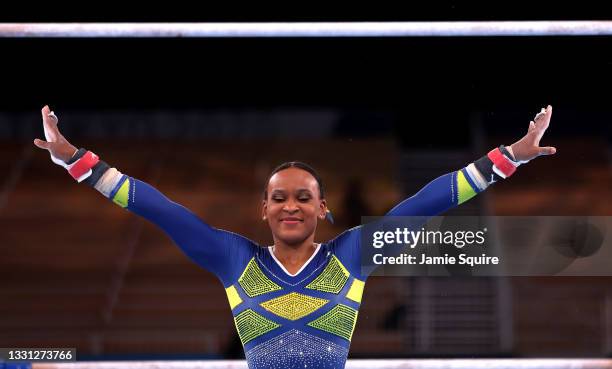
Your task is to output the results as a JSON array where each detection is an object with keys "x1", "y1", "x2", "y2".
[{"x1": 263, "y1": 167, "x2": 327, "y2": 247}]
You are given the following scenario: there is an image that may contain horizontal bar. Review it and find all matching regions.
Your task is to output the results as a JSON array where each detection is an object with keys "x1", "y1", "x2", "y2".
[{"x1": 1, "y1": 21, "x2": 612, "y2": 38}]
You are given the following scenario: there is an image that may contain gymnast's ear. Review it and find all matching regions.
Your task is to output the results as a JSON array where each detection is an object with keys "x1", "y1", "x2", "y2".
[
  {"x1": 319, "y1": 199, "x2": 327, "y2": 219},
  {"x1": 262, "y1": 199, "x2": 268, "y2": 221}
]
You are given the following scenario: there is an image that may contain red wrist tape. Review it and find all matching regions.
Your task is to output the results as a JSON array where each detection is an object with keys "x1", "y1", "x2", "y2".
[
  {"x1": 68, "y1": 151, "x2": 99, "y2": 182},
  {"x1": 487, "y1": 148, "x2": 516, "y2": 178}
]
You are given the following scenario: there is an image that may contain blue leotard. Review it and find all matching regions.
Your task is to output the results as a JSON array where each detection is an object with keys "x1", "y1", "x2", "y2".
[{"x1": 103, "y1": 165, "x2": 486, "y2": 369}]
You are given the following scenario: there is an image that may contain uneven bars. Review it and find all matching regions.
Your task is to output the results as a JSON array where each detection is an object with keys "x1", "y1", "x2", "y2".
[
  {"x1": 0, "y1": 21, "x2": 612, "y2": 38},
  {"x1": 32, "y1": 359, "x2": 612, "y2": 369}
]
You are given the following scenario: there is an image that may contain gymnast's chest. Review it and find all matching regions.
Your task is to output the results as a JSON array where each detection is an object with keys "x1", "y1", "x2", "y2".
[{"x1": 223, "y1": 251, "x2": 365, "y2": 343}]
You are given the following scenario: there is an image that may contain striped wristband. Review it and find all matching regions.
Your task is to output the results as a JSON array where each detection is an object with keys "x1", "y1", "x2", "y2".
[
  {"x1": 64, "y1": 148, "x2": 106, "y2": 183},
  {"x1": 487, "y1": 146, "x2": 516, "y2": 178},
  {"x1": 474, "y1": 145, "x2": 520, "y2": 184}
]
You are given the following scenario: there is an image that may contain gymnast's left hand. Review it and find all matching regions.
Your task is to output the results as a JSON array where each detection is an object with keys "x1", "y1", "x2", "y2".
[{"x1": 509, "y1": 105, "x2": 557, "y2": 162}]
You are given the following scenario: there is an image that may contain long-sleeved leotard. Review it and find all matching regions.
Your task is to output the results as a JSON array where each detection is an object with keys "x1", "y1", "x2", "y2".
[{"x1": 86, "y1": 152, "x2": 502, "y2": 369}]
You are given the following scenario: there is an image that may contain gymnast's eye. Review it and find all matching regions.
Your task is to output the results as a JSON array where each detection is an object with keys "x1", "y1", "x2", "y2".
[
  {"x1": 297, "y1": 191, "x2": 312, "y2": 202},
  {"x1": 272, "y1": 195, "x2": 285, "y2": 202}
]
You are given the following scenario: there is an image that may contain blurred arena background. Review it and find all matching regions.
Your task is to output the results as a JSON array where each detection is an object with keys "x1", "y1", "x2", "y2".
[{"x1": 0, "y1": 4, "x2": 611, "y2": 365}]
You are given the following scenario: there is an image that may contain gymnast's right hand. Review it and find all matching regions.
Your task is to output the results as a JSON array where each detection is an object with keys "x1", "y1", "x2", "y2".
[{"x1": 33, "y1": 105, "x2": 78, "y2": 165}]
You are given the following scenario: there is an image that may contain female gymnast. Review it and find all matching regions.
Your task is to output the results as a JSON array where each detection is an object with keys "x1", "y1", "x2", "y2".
[{"x1": 34, "y1": 105, "x2": 555, "y2": 369}]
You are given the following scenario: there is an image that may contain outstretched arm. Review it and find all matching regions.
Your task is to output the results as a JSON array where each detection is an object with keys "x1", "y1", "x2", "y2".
[
  {"x1": 332, "y1": 106, "x2": 556, "y2": 279},
  {"x1": 33, "y1": 106, "x2": 255, "y2": 286}
]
